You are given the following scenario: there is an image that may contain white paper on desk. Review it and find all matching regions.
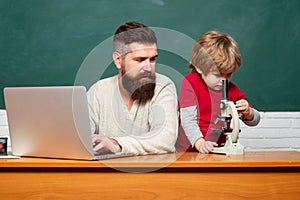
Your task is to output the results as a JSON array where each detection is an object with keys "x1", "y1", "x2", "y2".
[{"x1": 0, "y1": 155, "x2": 20, "y2": 159}]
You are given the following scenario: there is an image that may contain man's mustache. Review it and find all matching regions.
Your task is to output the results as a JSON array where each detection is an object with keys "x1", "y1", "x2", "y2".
[{"x1": 136, "y1": 72, "x2": 155, "y2": 81}]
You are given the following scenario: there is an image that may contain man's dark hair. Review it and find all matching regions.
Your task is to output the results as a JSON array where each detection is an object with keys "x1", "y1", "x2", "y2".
[{"x1": 113, "y1": 21, "x2": 157, "y2": 54}]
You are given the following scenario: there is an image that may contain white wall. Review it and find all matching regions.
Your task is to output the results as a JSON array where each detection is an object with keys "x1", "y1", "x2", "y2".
[
  {"x1": 240, "y1": 112, "x2": 300, "y2": 152},
  {"x1": 0, "y1": 109, "x2": 10, "y2": 152},
  {"x1": 1, "y1": 109, "x2": 300, "y2": 153}
]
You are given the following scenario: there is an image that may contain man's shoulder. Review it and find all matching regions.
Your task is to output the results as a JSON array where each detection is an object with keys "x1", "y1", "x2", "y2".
[
  {"x1": 155, "y1": 73, "x2": 175, "y2": 86},
  {"x1": 153, "y1": 73, "x2": 177, "y2": 100},
  {"x1": 87, "y1": 75, "x2": 118, "y2": 96},
  {"x1": 91, "y1": 75, "x2": 118, "y2": 89}
]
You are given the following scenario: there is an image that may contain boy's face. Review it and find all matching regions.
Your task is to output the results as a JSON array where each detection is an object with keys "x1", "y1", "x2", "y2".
[{"x1": 200, "y1": 70, "x2": 232, "y2": 91}]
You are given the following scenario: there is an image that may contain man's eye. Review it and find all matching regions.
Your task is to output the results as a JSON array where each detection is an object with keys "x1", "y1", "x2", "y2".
[
  {"x1": 150, "y1": 56, "x2": 157, "y2": 62},
  {"x1": 134, "y1": 57, "x2": 146, "y2": 62}
]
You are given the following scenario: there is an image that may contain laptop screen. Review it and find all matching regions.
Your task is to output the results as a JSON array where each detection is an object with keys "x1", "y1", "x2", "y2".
[{"x1": 4, "y1": 86, "x2": 95, "y2": 160}]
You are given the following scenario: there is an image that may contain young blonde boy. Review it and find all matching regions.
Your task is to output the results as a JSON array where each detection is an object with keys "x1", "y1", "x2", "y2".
[{"x1": 176, "y1": 31, "x2": 260, "y2": 153}]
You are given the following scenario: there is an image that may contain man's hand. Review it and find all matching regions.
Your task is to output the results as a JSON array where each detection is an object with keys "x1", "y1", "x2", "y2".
[
  {"x1": 235, "y1": 99, "x2": 254, "y2": 120},
  {"x1": 194, "y1": 138, "x2": 218, "y2": 154},
  {"x1": 92, "y1": 134, "x2": 122, "y2": 154}
]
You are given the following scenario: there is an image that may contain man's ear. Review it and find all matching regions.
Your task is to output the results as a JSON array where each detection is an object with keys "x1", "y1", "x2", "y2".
[{"x1": 113, "y1": 52, "x2": 122, "y2": 70}]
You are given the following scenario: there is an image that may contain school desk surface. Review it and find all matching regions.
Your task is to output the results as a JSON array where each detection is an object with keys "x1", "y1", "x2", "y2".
[{"x1": 0, "y1": 151, "x2": 300, "y2": 199}]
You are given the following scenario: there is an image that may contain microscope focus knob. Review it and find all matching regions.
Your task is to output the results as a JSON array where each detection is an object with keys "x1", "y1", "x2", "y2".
[{"x1": 220, "y1": 101, "x2": 226, "y2": 110}]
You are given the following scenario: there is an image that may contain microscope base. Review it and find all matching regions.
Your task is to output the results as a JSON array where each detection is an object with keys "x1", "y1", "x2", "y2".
[{"x1": 211, "y1": 140, "x2": 244, "y2": 155}]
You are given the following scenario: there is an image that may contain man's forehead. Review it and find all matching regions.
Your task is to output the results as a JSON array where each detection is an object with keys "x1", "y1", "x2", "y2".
[{"x1": 126, "y1": 42, "x2": 157, "y2": 53}]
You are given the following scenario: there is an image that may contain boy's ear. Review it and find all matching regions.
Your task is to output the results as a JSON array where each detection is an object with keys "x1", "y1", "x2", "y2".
[
  {"x1": 113, "y1": 52, "x2": 122, "y2": 70},
  {"x1": 195, "y1": 68, "x2": 203, "y2": 74}
]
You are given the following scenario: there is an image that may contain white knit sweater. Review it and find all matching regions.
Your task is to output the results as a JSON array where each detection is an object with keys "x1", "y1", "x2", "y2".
[{"x1": 87, "y1": 73, "x2": 178, "y2": 155}]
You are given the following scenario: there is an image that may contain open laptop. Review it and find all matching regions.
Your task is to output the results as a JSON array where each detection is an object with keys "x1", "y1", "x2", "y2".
[{"x1": 4, "y1": 86, "x2": 134, "y2": 160}]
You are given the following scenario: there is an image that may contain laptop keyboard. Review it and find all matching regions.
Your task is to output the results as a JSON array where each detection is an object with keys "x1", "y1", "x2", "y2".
[{"x1": 94, "y1": 152, "x2": 135, "y2": 160}]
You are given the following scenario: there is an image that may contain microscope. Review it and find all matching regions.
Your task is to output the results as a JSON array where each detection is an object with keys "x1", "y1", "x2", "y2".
[{"x1": 211, "y1": 80, "x2": 244, "y2": 155}]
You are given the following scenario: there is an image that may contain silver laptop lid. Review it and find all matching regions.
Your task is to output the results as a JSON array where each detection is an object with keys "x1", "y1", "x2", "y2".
[{"x1": 4, "y1": 86, "x2": 94, "y2": 160}]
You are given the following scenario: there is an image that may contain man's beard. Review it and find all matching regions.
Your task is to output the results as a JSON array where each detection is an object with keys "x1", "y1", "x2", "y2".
[{"x1": 122, "y1": 69, "x2": 156, "y2": 104}]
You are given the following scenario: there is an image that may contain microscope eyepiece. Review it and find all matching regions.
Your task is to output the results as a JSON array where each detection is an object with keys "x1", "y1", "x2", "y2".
[{"x1": 222, "y1": 80, "x2": 229, "y2": 100}]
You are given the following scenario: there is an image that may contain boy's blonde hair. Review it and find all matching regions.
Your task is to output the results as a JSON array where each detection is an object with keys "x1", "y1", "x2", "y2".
[{"x1": 189, "y1": 31, "x2": 242, "y2": 75}]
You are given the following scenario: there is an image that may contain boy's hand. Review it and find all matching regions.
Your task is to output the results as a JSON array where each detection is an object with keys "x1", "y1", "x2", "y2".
[
  {"x1": 235, "y1": 99, "x2": 254, "y2": 120},
  {"x1": 194, "y1": 138, "x2": 218, "y2": 154}
]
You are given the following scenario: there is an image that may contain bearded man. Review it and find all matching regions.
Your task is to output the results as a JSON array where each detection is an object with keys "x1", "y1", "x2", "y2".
[{"x1": 87, "y1": 22, "x2": 178, "y2": 155}]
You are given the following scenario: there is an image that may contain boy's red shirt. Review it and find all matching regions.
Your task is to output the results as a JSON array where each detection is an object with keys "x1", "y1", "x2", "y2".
[{"x1": 176, "y1": 72, "x2": 252, "y2": 152}]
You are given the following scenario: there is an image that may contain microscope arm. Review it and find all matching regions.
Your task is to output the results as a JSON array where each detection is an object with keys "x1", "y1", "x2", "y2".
[{"x1": 226, "y1": 101, "x2": 240, "y2": 143}]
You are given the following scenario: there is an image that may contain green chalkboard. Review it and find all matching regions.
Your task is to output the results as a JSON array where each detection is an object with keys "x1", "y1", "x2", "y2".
[{"x1": 1, "y1": 0, "x2": 300, "y2": 111}]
